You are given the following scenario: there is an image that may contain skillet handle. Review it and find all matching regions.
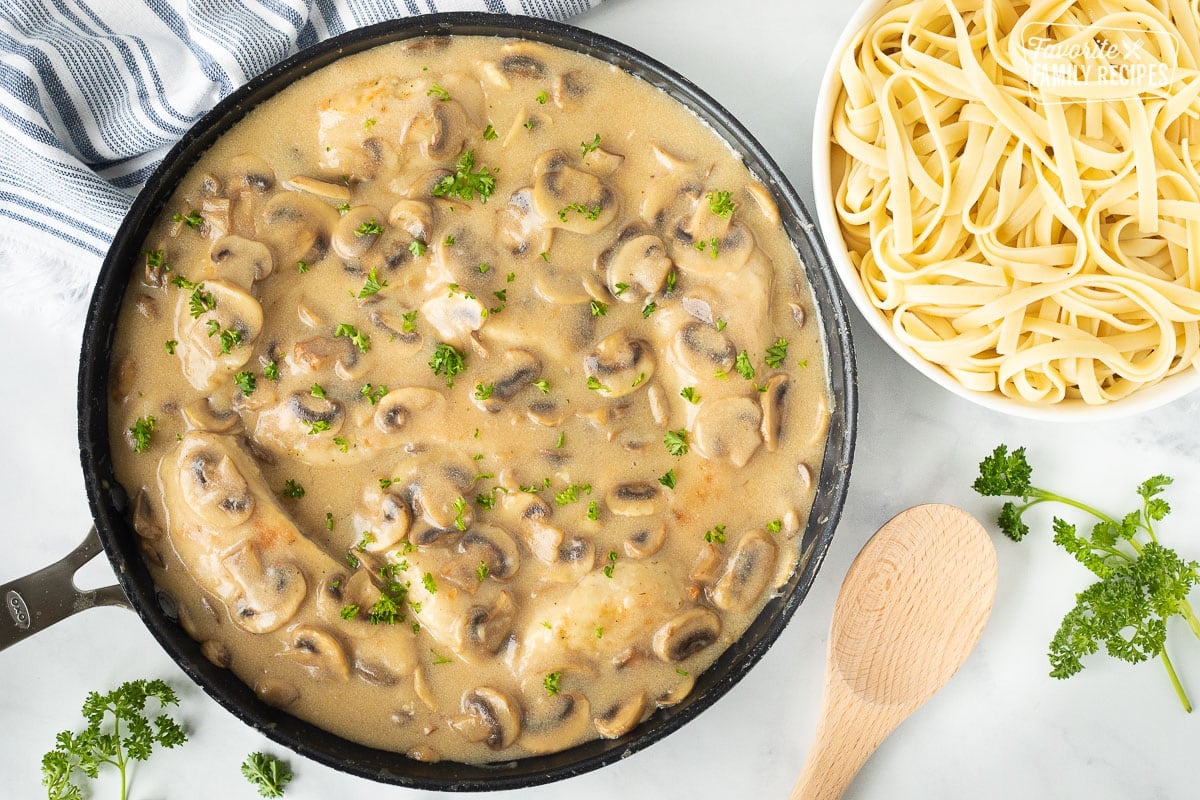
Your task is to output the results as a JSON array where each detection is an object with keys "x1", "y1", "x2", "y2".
[{"x1": 0, "y1": 526, "x2": 130, "y2": 653}]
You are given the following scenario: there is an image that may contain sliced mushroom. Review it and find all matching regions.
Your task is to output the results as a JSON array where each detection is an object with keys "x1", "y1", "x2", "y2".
[
  {"x1": 291, "y1": 335, "x2": 358, "y2": 375},
  {"x1": 552, "y1": 68, "x2": 589, "y2": 109},
  {"x1": 652, "y1": 606, "x2": 722, "y2": 663},
  {"x1": 671, "y1": 321, "x2": 736, "y2": 377},
  {"x1": 353, "y1": 485, "x2": 413, "y2": 550},
  {"x1": 316, "y1": 571, "x2": 380, "y2": 638},
  {"x1": 681, "y1": 288, "x2": 722, "y2": 326},
  {"x1": 520, "y1": 693, "x2": 592, "y2": 754},
  {"x1": 373, "y1": 387, "x2": 444, "y2": 435},
  {"x1": 496, "y1": 187, "x2": 553, "y2": 257},
  {"x1": 531, "y1": 150, "x2": 618, "y2": 234},
  {"x1": 689, "y1": 541, "x2": 723, "y2": 584},
  {"x1": 177, "y1": 445, "x2": 255, "y2": 528},
  {"x1": 656, "y1": 672, "x2": 696, "y2": 708},
  {"x1": 692, "y1": 396, "x2": 763, "y2": 468},
  {"x1": 281, "y1": 175, "x2": 352, "y2": 202},
  {"x1": 286, "y1": 625, "x2": 351, "y2": 680},
  {"x1": 583, "y1": 330, "x2": 656, "y2": 398},
  {"x1": 582, "y1": 146, "x2": 624, "y2": 177},
  {"x1": 602, "y1": 232, "x2": 672, "y2": 302},
  {"x1": 710, "y1": 528, "x2": 778, "y2": 612},
  {"x1": 442, "y1": 524, "x2": 521, "y2": 589},
  {"x1": 210, "y1": 235, "x2": 273, "y2": 290},
  {"x1": 760, "y1": 374, "x2": 790, "y2": 452},
  {"x1": 522, "y1": 518, "x2": 565, "y2": 564},
  {"x1": 173, "y1": 279, "x2": 263, "y2": 391},
  {"x1": 606, "y1": 482, "x2": 664, "y2": 517},
  {"x1": 403, "y1": 94, "x2": 470, "y2": 162},
  {"x1": 333, "y1": 206, "x2": 385, "y2": 260},
  {"x1": 201, "y1": 640, "x2": 231, "y2": 669},
  {"x1": 624, "y1": 520, "x2": 667, "y2": 558},
  {"x1": 388, "y1": 199, "x2": 434, "y2": 241},
  {"x1": 408, "y1": 460, "x2": 474, "y2": 531},
  {"x1": 259, "y1": 191, "x2": 338, "y2": 266},
  {"x1": 131, "y1": 488, "x2": 164, "y2": 540},
  {"x1": 454, "y1": 591, "x2": 517, "y2": 660},
  {"x1": 352, "y1": 632, "x2": 418, "y2": 685},
  {"x1": 499, "y1": 42, "x2": 549, "y2": 79},
  {"x1": 181, "y1": 398, "x2": 243, "y2": 434},
  {"x1": 421, "y1": 291, "x2": 486, "y2": 344},
  {"x1": 473, "y1": 349, "x2": 542, "y2": 412},
  {"x1": 526, "y1": 399, "x2": 569, "y2": 427},
  {"x1": 594, "y1": 693, "x2": 647, "y2": 739},
  {"x1": 745, "y1": 181, "x2": 781, "y2": 225},
  {"x1": 286, "y1": 390, "x2": 345, "y2": 434},
  {"x1": 254, "y1": 678, "x2": 298, "y2": 708},
  {"x1": 226, "y1": 153, "x2": 275, "y2": 192},
  {"x1": 221, "y1": 543, "x2": 307, "y2": 634},
  {"x1": 669, "y1": 211, "x2": 755, "y2": 276},
  {"x1": 551, "y1": 536, "x2": 595, "y2": 584},
  {"x1": 450, "y1": 687, "x2": 521, "y2": 750}
]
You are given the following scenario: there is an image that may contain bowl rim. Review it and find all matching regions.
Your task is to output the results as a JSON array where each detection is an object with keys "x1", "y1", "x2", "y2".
[
  {"x1": 78, "y1": 10, "x2": 859, "y2": 791},
  {"x1": 811, "y1": 0, "x2": 1200, "y2": 421}
]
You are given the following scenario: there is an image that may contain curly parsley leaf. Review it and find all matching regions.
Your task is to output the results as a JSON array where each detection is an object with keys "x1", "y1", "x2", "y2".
[{"x1": 240, "y1": 752, "x2": 293, "y2": 798}]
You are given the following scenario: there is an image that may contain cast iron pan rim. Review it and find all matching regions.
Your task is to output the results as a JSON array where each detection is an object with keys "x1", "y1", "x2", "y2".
[{"x1": 78, "y1": 11, "x2": 857, "y2": 791}]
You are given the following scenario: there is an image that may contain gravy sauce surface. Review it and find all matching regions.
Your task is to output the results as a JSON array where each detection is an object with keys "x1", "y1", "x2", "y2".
[{"x1": 109, "y1": 35, "x2": 830, "y2": 763}]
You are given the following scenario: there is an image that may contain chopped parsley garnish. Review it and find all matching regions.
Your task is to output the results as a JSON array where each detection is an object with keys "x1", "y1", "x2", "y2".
[
  {"x1": 336, "y1": 202, "x2": 350, "y2": 214},
  {"x1": 129, "y1": 415, "x2": 155, "y2": 453},
  {"x1": 665, "y1": 270, "x2": 677, "y2": 293},
  {"x1": 401, "y1": 309, "x2": 418, "y2": 333},
  {"x1": 453, "y1": 496, "x2": 469, "y2": 531},
  {"x1": 535, "y1": 90, "x2": 548, "y2": 104},
  {"x1": 306, "y1": 420, "x2": 331, "y2": 435},
  {"x1": 408, "y1": 238, "x2": 427, "y2": 257},
  {"x1": 360, "y1": 383, "x2": 387, "y2": 404},
  {"x1": 326, "y1": 512, "x2": 335, "y2": 530},
  {"x1": 333, "y1": 436, "x2": 350, "y2": 453},
  {"x1": 532, "y1": 379, "x2": 550, "y2": 394},
  {"x1": 613, "y1": 282, "x2": 629, "y2": 296},
  {"x1": 642, "y1": 301, "x2": 657, "y2": 318},
  {"x1": 664, "y1": 428, "x2": 689, "y2": 456},
  {"x1": 474, "y1": 382, "x2": 495, "y2": 401},
  {"x1": 263, "y1": 360, "x2": 280, "y2": 381},
  {"x1": 543, "y1": 671, "x2": 562, "y2": 696},
  {"x1": 164, "y1": 339, "x2": 177, "y2": 355},
  {"x1": 145, "y1": 248, "x2": 166, "y2": 271},
  {"x1": 335, "y1": 322, "x2": 371, "y2": 353},
  {"x1": 766, "y1": 519, "x2": 783, "y2": 533},
  {"x1": 363, "y1": 117, "x2": 377, "y2": 129},
  {"x1": 310, "y1": 383, "x2": 326, "y2": 399},
  {"x1": 603, "y1": 550, "x2": 618, "y2": 578},
  {"x1": 422, "y1": 572, "x2": 438, "y2": 594},
  {"x1": 704, "y1": 524, "x2": 728, "y2": 544},
  {"x1": 586, "y1": 375, "x2": 608, "y2": 392},
  {"x1": 581, "y1": 133, "x2": 601, "y2": 156},
  {"x1": 590, "y1": 299, "x2": 608, "y2": 316},
  {"x1": 556, "y1": 431, "x2": 566, "y2": 448},
  {"x1": 694, "y1": 237, "x2": 721, "y2": 258},
  {"x1": 297, "y1": 259, "x2": 310, "y2": 273},
  {"x1": 659, "y1": 470, "x2": 677, "y2": 489},
  {"x1": 235, "y1": 371, "x2": 257, "y2": 395},
  {"x1": 188, "y1": 285, "x2": 216, "y2": 319},
  {"x1": 431, "y1": 649, "x2": 452, "y2": 665},
  {"x1": 555, "y1": 483, "x2": 591, "y2": 506},
  {"x1": 716, "y1": 318, "x2": 727, "y2": 331},
  {"x1": 539, "y1": 251, "x2": 549, "y2": 262},
  {"x1": 631, "y1": 372, "x2": 646, "y2": 388},
  {"x1": 218, "y1": 328, "x2": 241, "y2": 354},
  {"x1": 173, "y1": 210, "x2": 203, "y2": 229},
  {"x1": 707, "y1": 190, "x2": 736, "y2": 217},
  {"x1": 429, "y1": 343, "x2": 466, "y2": 386},
  {"x1": 477, "y1": 262, "x2": 492, "y2": 275},
  {"x1": 476, "y1": 561, "x2": 490, "y2": 582},
  {"x1": 427, "y1": 83, "x2": 451, "y2": 101},
  {"x1": 431, "y1": 150, "x2": 496, "y2": 204},
  {"x1": 523, "y1": 119, "x2": 536, "y2": 130},
  {"x1": 483, "y1": 123, "x2": 498, "y2": 140},
  {"x1": 558, "y1": 202, "x2": 602, "y2": 222},
  {"x1": 735, "y1": 350, "x2": 755, "y2": 380},
  {"x1": 587, "y1": 500, "x2": 599, "y2": 521},
  {"x1": 680, "y1": 386, "x2": 700, "y2": 403},
  {"x1": 765, "y1": 337, "x2": 789, "y2": 369},
  {"x1": 282, "y1": 479, "x2": 304, "y2": 499},
  {"x1": 797, "y1": 358, "x2": 809, "y2": 368},
  {"x1": 443, "y1": 235, "x2": 456, "y2": 247},
  {"x1": 355, "y1": 218, "x2": 383, "y2": 237},
  {"x1": 340, "y1": 604, "x2": 359, "y2": 621},
  {"x1": 358, "y1": 266, "x2": 387, "y2": 298}
]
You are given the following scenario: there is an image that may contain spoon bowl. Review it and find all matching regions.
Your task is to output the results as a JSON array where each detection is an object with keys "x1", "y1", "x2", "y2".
[{"x1": 790, "y1": 503, "x2": 997, "y2": 800}]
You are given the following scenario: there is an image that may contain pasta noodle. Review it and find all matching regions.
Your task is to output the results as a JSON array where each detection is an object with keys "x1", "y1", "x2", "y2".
[{"x1": 830, "y1": 0, "x2": 1200, "y2": 404}]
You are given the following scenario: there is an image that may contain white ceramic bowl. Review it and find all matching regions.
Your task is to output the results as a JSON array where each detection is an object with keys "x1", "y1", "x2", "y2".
[{"x1": 811, "y1": 0, "x2": 1200, "y2": 421}]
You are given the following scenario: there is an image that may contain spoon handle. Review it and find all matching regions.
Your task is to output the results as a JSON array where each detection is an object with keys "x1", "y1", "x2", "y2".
[{"x1": 788, "y1": 674, "x2": 910, "y2": 800}]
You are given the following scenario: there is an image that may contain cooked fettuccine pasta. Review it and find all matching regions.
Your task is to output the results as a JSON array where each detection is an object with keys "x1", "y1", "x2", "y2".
[{"x1": 831, "y1": 0, "x2": 1200, "y2": 404}]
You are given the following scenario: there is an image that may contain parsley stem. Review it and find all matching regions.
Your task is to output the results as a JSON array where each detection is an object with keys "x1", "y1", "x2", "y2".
[
  {"x1": 1159, "y1": 645, "x2": 1192, "y2": 712},
  {"x1": 1023, "y1": 491, "x2": 1121, "y2": 528}
]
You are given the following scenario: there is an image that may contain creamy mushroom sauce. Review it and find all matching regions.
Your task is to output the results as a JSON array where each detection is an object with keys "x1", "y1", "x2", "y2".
[{"x1": 108, "y1": 36, "x2": 830, "y2": 763}]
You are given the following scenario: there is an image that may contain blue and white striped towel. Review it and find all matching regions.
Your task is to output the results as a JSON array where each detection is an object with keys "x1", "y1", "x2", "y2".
[{"x1": 0, "y1": 0, "x2": 600, "y2": 322}]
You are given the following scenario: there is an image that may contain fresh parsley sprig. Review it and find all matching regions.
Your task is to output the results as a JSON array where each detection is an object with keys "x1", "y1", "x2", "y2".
[
  {"x1": 974, "y1": 445, "x2": 1200, "y2": 711},
  {"x1": 41, "y1": 678, "x2": 187, "y2": 800}
]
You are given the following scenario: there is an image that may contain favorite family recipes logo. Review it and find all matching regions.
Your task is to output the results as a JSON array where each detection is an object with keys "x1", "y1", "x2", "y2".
[{"x1": 1020, "y1": 21, "x2": 1179, "y2": 99}]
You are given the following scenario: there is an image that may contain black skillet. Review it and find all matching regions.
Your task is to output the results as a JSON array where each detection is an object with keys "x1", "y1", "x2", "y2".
[{"x1": 0, "y1": 12, "x2": 857, "y2": 791}]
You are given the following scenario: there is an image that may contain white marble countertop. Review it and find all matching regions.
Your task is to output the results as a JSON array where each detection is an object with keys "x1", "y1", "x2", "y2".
[{"x1": 3, "y1": 0, "x2": 1200, "y2": 798}]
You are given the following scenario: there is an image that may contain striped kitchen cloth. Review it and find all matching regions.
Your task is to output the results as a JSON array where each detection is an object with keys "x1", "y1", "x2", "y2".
[{"x1": 0, "y1": 0, "x2": 600, "y2": 322}]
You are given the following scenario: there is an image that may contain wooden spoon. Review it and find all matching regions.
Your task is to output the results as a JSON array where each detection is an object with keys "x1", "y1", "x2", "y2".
[{"x1": 789, "y1": 503, "x2": 997, "y2": 800}]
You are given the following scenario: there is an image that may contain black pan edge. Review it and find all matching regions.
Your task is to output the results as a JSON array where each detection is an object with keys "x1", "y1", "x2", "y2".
[{"x1": 78, "y1": 11, "x2": 857, "y2": 791}]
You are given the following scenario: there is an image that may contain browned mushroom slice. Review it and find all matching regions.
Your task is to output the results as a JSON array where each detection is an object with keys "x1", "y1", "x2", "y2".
[
  {"x1": 285, "y1": 625, "x2": 351, "y2": 681},
  {"x1": 472, "y1": 349, "x2": 542, "y2": 413},
  {"x1": 552, "y1": 69, "x2": 589, "y2": 109},
  {"x1": 291, "y1": 334, "x2": 358, "y2": 376},
  {"x1": 455, "y1": 591, "x2": 517, "y2": 660},
  {"x1": 210, "y1": 235, "x2": 273, "y2": 290},
  {"x1": 421, "y1": 291, "x2": 486, "y2": 345},
  {"x1": 600, "y1": 231, "x2": 672, "y2": 303},
  {"x1": 281, "y1": 175, "x2": 352, "y2": 203},
  {"x1": 403, "y1": 93, "x2": 471, "y2": 163},
  {"x1": 583, "y1": 330, "x2": 656, "y2": 398},
  {"x1": 624, "y1": 520, "x2": 667, "y2": 559},
  {"x1": 709, "y1": 528, "x2": 778, "y2": 612},
  {"x1": 178, "y1": 446, "x2": 255, "y2": 528},
  {"x1": 173, "y1": 279, "x2": 263, "y2": 392},
  {"x1": 371, "y1": 387, "x2": 444, "y2": 438},
  {"x1": 581, "y1": 146, "x2": 624, "y2": 177},
  {"x1": 606, "y1": 482, "x2": 664, "y2": 517},
  {"x1": 651, "y1": 606, "x2": 722, "y2": 663},
  {"x1": 251, "y1": 389, "x2": 349, "y2": 463},
  {"x1": 351, "y1": 631, "x2": 418, "y2": 685},
  {"x1": 221, "y1": 542, "x2": 307, "y2": 634},
  {"x1": 388, "y1": 199, "x2": 434, "y2": 242},
  {"x1": 449, "y1": 687, "x2": 521, "y2": 750},
  {"x1": 226, "y1": 153, "x2": 275, "y2": 193},
  {"x1": 594, "y1": 693, "x2": 647, "y2": 739},
  {"x1": 316, "y1": 571, "x2": 381, "y2": 638},
  {"x1": 131, "y1": 488, "x2": 164, "y2": 540},
  {"x1": 259, "y1": 191, "x2": 338, "y2": 266},
  {"x1": 521, "y1": 692, "x2": 592, "y2": 754},
  {"x1": 181, "y1": 397, "x2": 243, "y2": 434},
  {"x1": 670, "y1": 321, "x2": 737, "y2": 379},
  {"x1": 669, "y1": 212, "x2": 755, "y2": 276},
  {"x1": 441, "y1": 524, "x2": 521, "y2": 589},
  {"x1": 656, "y1": 672, "x2": 696, "y2": 708},
  {"x1": 692, "y1": 396, "x2": 763, "y2": 468},
  {"x1": 496, "y1": 187, "x2": 554, "y2": 257},
  {"x1": 332, "y1": 205, "x2": 385, "y2": 260},
  {"x1": 531, "y1": 150, "x2": 618, "y2": 235},
  {"x1": 760, "y1": 374, "x2": 790, "y2": 452},
  {"x1": 352, "y1": 484, "x2": 413, "y2": 551},
  {"x1": 254, "y1": 678, "x2": 298, "y2": 708},
  {"x1": 498, "y1": 41, "x2": 550, "y2": 79},
  {"x1": 408, "y1": 463, "x2": 473, "y2": 532}
]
